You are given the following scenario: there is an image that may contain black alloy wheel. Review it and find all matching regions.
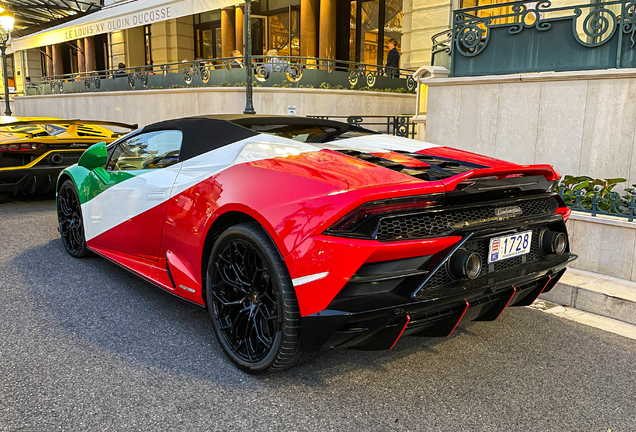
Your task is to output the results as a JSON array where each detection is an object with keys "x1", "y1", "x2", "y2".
[
  {"x1": 206, "y1": 223, "x2": 302, "y2": 373},
  {"x1": 57, "y1": 180, "x2": 91, "y2": 258}
]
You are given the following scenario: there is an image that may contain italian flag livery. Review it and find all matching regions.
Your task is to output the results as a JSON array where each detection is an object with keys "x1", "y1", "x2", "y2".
[{"x1": 57, "y1": 115, "x2": 576, "y2": 373}]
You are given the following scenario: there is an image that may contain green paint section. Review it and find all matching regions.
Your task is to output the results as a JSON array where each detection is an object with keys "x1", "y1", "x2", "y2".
[
  {"x1": 56, "y1": 141, "x2": 153, "y2": 205},
  {"x1": 78, "y1": 141, "x2": 108, "y2": 170},
  {"x1": 58, "y1": 165, "x2": 138, "y2": 205}
]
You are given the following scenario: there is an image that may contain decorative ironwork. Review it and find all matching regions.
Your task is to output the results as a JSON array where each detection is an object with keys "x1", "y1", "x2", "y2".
[
  {"x1": 49, "y1": 78, "x2": 63, "y2": 93},
  {"x1": 127, "y1": 68, "x2": 149, "y2": 88},
  {"x1": 309, "y1": 115, "x2": 417, "y2": 139},
  {"x1": 84, "y1": 74, "x2": 100, "y2": 90},
  {"x1": 437, "y1": 0, "x2": 636, "y2": 76},
  {"x1": 29, "y1": 56, "x2": 416, "y2": 96},
  {"x1": 183, "y1": 61, "x2": 209, "y2": 85},
  {"x1": 406, "y1": 75, "x2": 416, "y2": 91},
  {"x1": 557, "y1": 177, "x2": 636, "y2": 222}
]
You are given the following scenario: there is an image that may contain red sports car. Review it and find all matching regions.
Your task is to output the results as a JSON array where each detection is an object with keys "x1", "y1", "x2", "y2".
[{"x1": 56, "y1": 115, "x2": 576, "y2": 373}]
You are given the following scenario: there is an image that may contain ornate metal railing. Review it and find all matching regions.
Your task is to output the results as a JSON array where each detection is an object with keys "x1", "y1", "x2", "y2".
[
  {"x1": 432, "y1": 0, "x2": 636, "y2": 76},
  {"x1": 308, "y1": 115, "x2": 417, "y2": 139},
  {"x1": 431, "y1": 29, "x2": 452, "y2": 71},
  {"x1": 26, "y1": 56, "x2": 417, "y2": 96},
  {"x1": 557, "y1": 182, "x2": 636, "y2": 222}
]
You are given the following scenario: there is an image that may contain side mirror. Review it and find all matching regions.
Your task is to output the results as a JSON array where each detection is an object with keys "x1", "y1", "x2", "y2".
[{"x1": 78, "y1": 141, "x2": 107, "y2": 170}]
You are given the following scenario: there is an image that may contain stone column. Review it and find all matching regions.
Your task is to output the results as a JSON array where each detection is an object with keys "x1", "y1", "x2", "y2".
[
  {"x1": 221, "y1": 7, "x2": 236, "y2": 58},
  {"x1": 77, "y1": 39, "x2": 86, "y2": 73},
  {"x1": 84, "y1": 37, "x2": 96, "y2": 72},
  {"x1": 412, "y1": 65, "x2": 450, "y2": 141},
  {"x1": 319, "y1": 0, "x2": 336, "y2": 60},
  {"x1": 45, "y1": 45, "x2": 54, "y2": 76},
  {"x1": 235, "y1": 5, "x2": 244, "y2": 53},
  {"x1": 300, "y1": 0, "x2": 318, "y2": 58},
  {"x1": 52, "y1": 44, "x2": 63, "y2": 76}
]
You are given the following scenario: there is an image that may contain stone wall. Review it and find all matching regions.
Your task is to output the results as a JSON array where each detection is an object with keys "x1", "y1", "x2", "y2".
[
  {"x1": 14, "y1": 87, "x2": 416, "y2": 127},
  {"x1": 423, "y1": 68, "x2": 636, "y2": 187},
  {"x1": 567, "y1": 213, "x2": 636, "y2": 282},
  {"x1": 402, "y1": 0, "x2": 454, "y2": 70}
]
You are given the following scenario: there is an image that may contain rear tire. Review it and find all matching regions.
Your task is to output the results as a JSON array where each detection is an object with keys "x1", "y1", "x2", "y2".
[
  {"x1": 206, "y1": 222, "x2": 303, "y2": 374},
  {"x1": 57, "y1": 180, "x2": 92, "y2": 258},
  {"x1": 0, "y1": 193, "x2": 9, "y2": 204}
]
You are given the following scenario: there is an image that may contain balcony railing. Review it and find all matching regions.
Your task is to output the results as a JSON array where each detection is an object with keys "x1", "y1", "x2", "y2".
[
  {"x1": 308, "y1": 115, "x2": 417, "y2": 139},
  {"x1": 432, "y1": 0, "x2": 636, "y2": 77},
  {"x1": 26, "y1": 56, "x2": 417, "y2": 96}
]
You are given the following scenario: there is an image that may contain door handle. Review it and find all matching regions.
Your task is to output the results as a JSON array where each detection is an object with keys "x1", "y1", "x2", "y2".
[{"x1": 146, "y1": 191, "x2": 166, "y2": 201}]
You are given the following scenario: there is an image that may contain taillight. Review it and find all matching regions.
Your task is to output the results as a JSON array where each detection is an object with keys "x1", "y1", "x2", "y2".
[
  {"x1": 556, "y1": 206, "x2": 572, "y2": 222},
  {"x1": 555, "y1": 195, "x2": 571, "y2": 222},
  {"x1": 326, "y1": 194, "x2": 443, "y2": 238},
  {"x1": 0, "y1": 143, "x2": 43, "y2": 151}
]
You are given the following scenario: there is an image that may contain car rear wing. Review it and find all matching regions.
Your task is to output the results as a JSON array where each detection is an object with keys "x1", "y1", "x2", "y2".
[{"x1": 0, "y1": 118, "x2": 138, "y2": 130}]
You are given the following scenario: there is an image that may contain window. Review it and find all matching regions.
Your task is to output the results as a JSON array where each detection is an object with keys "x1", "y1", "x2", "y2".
[
  {"x1": 194, "y1": 11, "x2": 222, "y2": 59},
  {"x1": 107, "y1": 130, "x2": 183, "y2": 171},
  {"x1": 348, "y1": 0, "x2": 403, "y2": 66}
]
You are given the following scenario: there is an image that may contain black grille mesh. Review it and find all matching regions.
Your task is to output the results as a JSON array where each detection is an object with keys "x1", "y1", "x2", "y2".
[
  {"x1": 419, "y1": 227, "x2": 547, "y2": 291},
  {"x1": 376, "y1": 196, "x2": 558, "y2": 241}
]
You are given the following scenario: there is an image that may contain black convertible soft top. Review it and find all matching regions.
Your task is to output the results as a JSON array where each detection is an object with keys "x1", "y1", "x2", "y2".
[{"x1": 139, "y1": 115, "x2": 376, "y2": 162}]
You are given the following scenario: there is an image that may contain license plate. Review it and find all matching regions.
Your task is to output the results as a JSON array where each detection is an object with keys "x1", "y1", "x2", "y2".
[{"x1": 488, "y1": 230, "x2": 533, "y2": 264}]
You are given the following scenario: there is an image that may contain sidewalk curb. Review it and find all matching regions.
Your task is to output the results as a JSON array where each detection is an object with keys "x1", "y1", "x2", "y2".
[{"x1": 540, "y1": 270, "x2": 636, "y2": 326}]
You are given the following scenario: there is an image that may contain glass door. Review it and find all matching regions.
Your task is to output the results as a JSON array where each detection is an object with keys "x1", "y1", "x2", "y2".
[{"x1": 195, "y1": 23, "x2": 221, "y2": 60}]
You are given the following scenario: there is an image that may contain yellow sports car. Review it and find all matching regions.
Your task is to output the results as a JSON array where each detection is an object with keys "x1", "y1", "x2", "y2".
[{"x1": 0, "y1": 117, "x2": 137, "y2": 203}]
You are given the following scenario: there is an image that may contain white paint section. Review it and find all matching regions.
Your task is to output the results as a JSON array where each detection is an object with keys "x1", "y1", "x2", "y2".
[
  {"x1": 81, "y1": 164, "x2": 182, "y2": 241},
  {"x1": 292, "y1": 272, "x2": 330, "y2": 287},
  {"x1": 325, "y1": 135, "x2": 440, "y2": 154},
  {"x1": 80, "y1": 131, "x2": 438, "y2": 242}
]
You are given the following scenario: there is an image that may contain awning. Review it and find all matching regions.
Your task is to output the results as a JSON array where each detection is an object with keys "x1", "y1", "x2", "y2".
[{"x1": 10, "y1": 0, "x2": 241, "y2": 52}]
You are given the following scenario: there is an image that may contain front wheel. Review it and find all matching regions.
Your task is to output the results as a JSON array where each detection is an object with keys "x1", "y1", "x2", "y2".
[
  {"x1": 57, "y1": 180, "x2": 92, "y2": 258},
  {"x1": 206, "y1": 223, "x2": 303, "y2": 373}
]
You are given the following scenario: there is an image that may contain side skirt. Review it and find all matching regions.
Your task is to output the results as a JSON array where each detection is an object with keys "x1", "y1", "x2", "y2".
[{"x1": 88, "y1": 245, "x2": 207, "y2": 309}]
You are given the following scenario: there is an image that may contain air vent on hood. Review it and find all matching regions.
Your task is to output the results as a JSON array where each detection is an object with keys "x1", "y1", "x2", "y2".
[{"x1": 334, "y1": 149, "x2": 487, "y2": 181}]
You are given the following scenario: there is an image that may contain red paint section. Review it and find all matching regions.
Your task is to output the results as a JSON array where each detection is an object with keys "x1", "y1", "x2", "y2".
[
  {"x1": 160, "y1": 163, "x2": 447, "y2": 304},
  {"x1": 89, "y1": 201, "x2": 169, "y2": 261},
  {"x1": 166, "y1": 250, "x2": 204, "y2": 304},
  {"x1": 445, "y1": 301, "x2": 470, "y2": 337},
  {"x1": 286, "y1": 234, "x2": 459, "y2": 316},
  {"x1": 493, "y1": 287, "x2": 517, "y2": 321},
  {"x1": 557, "y1": 206, "x2": 572, "y2": 222},
  {"x1": 389, "y1": 314, "x2": 411, "y2": 350},
  {"x1": 248, "y1": 149, "x2": 423, "y2": 191}
]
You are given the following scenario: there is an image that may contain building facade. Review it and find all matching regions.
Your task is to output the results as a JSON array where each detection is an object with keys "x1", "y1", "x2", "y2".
[{"x1": 5, "y1": 0, "x2": 429, "y2": 94}]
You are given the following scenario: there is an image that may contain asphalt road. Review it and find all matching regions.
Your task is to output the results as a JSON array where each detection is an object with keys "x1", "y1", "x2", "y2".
[{"x1": 1, "y1": 197, "x2": 635, "y2": 432}]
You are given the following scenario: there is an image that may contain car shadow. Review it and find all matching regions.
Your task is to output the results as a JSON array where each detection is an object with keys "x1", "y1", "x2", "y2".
[
  {"x1": 14, "y1": 238, "x2": 486, "y2": 387},
  {"x1": 0, "y1": 194, "x2": 56, "y2": 214}
]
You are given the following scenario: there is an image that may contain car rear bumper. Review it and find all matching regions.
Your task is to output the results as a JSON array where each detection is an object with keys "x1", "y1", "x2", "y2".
[
  {"x1": 0, "y1": 166, "x2": 65, "y2": 195},
  {"x1": 300, "y1": 250, "x2": 576, "y2": 353}
]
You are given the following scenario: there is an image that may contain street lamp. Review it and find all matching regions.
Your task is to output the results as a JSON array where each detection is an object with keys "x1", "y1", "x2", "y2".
[
  {"x1": 0, "y1": 7, "x2": 14, "y2": 116},
  {"x1": 243, "y1": 0, "x2": 255, "y2": 114}
]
